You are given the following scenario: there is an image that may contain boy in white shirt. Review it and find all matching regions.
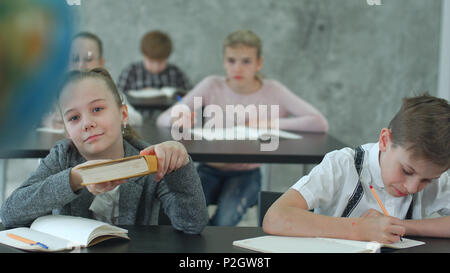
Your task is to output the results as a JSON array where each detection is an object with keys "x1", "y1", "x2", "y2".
[{"x1": 263, "y1": 94, "x2": 450, "y2": 244}]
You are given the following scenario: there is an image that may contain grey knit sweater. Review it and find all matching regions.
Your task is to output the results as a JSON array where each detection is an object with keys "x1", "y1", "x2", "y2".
[{"x1": 0, "y1": 138, "x2": 208, "y2": 234}]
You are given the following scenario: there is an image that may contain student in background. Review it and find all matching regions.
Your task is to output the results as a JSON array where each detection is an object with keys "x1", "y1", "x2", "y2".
[
  {"x1": 157, "y1": 30, "x2": 328, "y2": 226},
  {"x1": 1, "y1": 68, "x2": 208, "y2": 234},
  {"x1": 42, "y1": 32, "x2": 142, "y2": 129},
  {"x1": 117, "y1": 30, "x2": 192, "y2": 94},
  {"x1": 69, "y1": 31, "x2": 105, "y2": 71},
  {"x1": 263, "y1": 94, "x2": 450, "y2": 243}
]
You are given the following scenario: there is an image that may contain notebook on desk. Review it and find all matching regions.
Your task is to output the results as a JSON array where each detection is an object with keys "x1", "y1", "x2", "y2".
[
  {"x1": 128, "y1": 87, "x2": 176, "y2": 99},
  {"x1": 190, "y1": 126, "x2": 302, "y2": 141},
  {"x1": 233, "y1": 235, "x2": 425, "y2": 253},
  {"x1": 0, "y1": 215, "x2": 129, "y2": 252},
  {"x1": 36, "y1": 127, "x2": 65, "y2": 134}
]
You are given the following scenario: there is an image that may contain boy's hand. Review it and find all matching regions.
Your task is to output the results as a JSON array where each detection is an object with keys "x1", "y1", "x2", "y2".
[
  {"x1": 356, "y1": 209, "x2": 405, "y2": 244},
  {"x1": 140, "y1": 141, "x2": 190, "y2": 182},
  {"x1": 71, "y1": 160, "x2": 126, "y2": 195}
]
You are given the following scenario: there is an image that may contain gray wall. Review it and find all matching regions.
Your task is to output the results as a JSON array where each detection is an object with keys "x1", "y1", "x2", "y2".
[{"x1": 72, "y1": 0, "x2": 442, "y2": 191}]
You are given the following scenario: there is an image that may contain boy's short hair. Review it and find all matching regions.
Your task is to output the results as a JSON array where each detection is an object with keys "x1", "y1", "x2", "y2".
[
  {"x1": 223, "y1": 30, "x2": 262, "y2": 59},
  {"x1": 388, "y1": 93, "x2": 450, "y2": 167},
  {"x1": 73, "y1": 31, "x2": 103, "y2": 58},
  {"x1": 140, "y1": 31, "x2": 172, "y2": 60}
]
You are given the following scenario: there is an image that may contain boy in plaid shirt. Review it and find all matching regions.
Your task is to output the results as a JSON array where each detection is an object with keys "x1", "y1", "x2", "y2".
[{"x1": 117, "y1": 30, "x2": 191, "y2": 94}]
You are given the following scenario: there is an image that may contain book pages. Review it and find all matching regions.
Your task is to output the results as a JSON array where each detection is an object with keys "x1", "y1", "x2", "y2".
[
  {"x1": 0, "y1": 227, "x2": 73, "y2": 252},
  {"x1": 128, "y1": 87, "x2": 175, "y2": 99},
  {"x1": 31, "y1": 215, "x2": 128, "y2": 247},
  {"x1": 233, "y1": 235, "x2": 425, "y2": 253},
  {"x1": 190, "y1": 126, "x2": 302, "y2": 141}
]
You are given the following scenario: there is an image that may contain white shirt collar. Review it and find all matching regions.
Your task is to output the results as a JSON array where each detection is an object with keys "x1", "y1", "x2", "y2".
[{"x1": 368, "y1": 142, "x2": 384, "y2": 189}]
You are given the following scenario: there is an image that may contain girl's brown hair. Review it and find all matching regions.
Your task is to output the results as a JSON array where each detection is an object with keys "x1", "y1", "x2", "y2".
[
  {"x1": 58, "y1": 67, "x2": 141, "y2": 141},
  {"x1": 388, "y1": 93, "x2": 450, "y2": 167}
]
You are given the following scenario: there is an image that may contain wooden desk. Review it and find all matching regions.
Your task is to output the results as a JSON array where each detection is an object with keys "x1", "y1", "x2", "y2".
[
  {"x1": 1, "y1": 225, "x2": 449, "y2": 253},
  {"x1": 0, "y1": 126, "x2": 347, "y2": 164}
]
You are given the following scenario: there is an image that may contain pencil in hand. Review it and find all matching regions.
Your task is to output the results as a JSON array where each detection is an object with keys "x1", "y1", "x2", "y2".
[
  {"x1": 369, "y1": 185, "x2": 403, "y2": 241},
  {"x1": 369, "y1": 185, "x2": 389, "y2": 215}
]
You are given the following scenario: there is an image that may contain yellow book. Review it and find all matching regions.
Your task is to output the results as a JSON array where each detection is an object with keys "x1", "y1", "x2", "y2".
[{"x1": 77, "y1": 155, "x2": 158, "y2": 186}]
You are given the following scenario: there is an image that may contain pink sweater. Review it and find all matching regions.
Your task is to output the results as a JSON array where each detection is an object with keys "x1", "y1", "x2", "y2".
[
  {"x1": 157, "y1": 76, "x2": 328, "y2": 131},
  {"x1": 156, "y1": 76, "x2": 328, "y2": 170}
]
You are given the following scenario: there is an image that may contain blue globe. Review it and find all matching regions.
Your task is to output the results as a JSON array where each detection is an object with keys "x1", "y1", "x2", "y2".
[{"x1": 0, "y1": 0, "x2": 72, "y2": 150}]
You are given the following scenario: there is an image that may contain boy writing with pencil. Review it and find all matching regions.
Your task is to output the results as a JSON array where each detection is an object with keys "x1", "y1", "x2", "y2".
[{"x1": 263, "y1": 94, "x2": 450, "y2": 244}]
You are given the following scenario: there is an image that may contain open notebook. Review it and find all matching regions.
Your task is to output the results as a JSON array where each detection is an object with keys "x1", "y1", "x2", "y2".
[
  {"x1": 190, "y1": 126, "x2": 302, "y2": 141},
  {"x1": 36, "y1": 127, "x2": 65, "y2": 134},
  {"x1": 233, "y1": 235, "x2": 425, "y2": 253},
  {"x1": 0, "y1": 215, "x2": 129, "y2": 252},
  {"x1": 128, "y1": 87, "x2": 176, "y2": 99}
]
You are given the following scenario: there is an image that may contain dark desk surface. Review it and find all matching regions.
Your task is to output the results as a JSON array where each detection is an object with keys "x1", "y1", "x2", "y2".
[
  {"x1": 127, "y1": 96, "x2": 177, "y2": 111},
  {"x1": 0, "y1": 125, "x2": 347, "y2": 164},
  {"x1": 0, "y1": 225, "x2": 448, "y2": 253},
  {"x1": 139, "y1": 125, "x2": 347, "y2": 164},
  {"x1": 0, "y1": 130, "x2": 63, "y2": 158},
  {"x1": 87, "y1": 225, "x2": 266, "y2": 253}
]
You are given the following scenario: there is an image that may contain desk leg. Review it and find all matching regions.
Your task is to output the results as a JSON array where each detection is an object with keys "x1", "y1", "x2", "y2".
[
  {"x1": 302, "y1": 164, "x2": 307, "y2": 177},
  {"x1": 0, "y1": 159, "x2": 7, "y2": 204},
  {"x1": 261, "y1": 164, "x2": 272, "y2": 191},
  {"x1": 302, "y1": 164, "x2": 316, "y2": 177}
]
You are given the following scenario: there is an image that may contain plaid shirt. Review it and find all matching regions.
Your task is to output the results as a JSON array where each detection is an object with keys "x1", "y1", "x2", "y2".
[{"x1": 117, "y1": 61, "x2": 192, "y2": 93}]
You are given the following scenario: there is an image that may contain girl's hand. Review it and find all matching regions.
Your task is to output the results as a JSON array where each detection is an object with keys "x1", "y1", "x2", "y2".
[
  {"x1": 246, "y1": 118, "x2": 272, "y2": 129},
  {"x1": 85, "y1": 180, "x2": 126, "y2": 195},
  {"x1": 71, "y1": 160, "x2": 126, "y2": 195},
  {"x1": 356, "y1": 209, "x2": 405, "y2": 244},
  {"x1": 140, "y1": 141, "x2": 190, "y2": 182}
]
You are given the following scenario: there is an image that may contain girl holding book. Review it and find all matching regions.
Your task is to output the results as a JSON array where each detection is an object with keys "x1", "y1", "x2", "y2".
[
  {"x1": 157, "y1": 30, "x2": 328, "y2": 226},
  {"x1": 1, "y1": 68, "x2": 208, "y2": 234}
]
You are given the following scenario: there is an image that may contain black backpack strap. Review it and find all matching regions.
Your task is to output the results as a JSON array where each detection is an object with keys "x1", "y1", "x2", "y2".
[{"x1": 341, "y1": 146, "x2": 365, "y2": 217}]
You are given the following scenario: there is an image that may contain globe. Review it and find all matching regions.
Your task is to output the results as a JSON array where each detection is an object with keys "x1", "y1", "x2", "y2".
[{"x1": 0, "y1": 0, "x2": 72, "y2": 150}]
